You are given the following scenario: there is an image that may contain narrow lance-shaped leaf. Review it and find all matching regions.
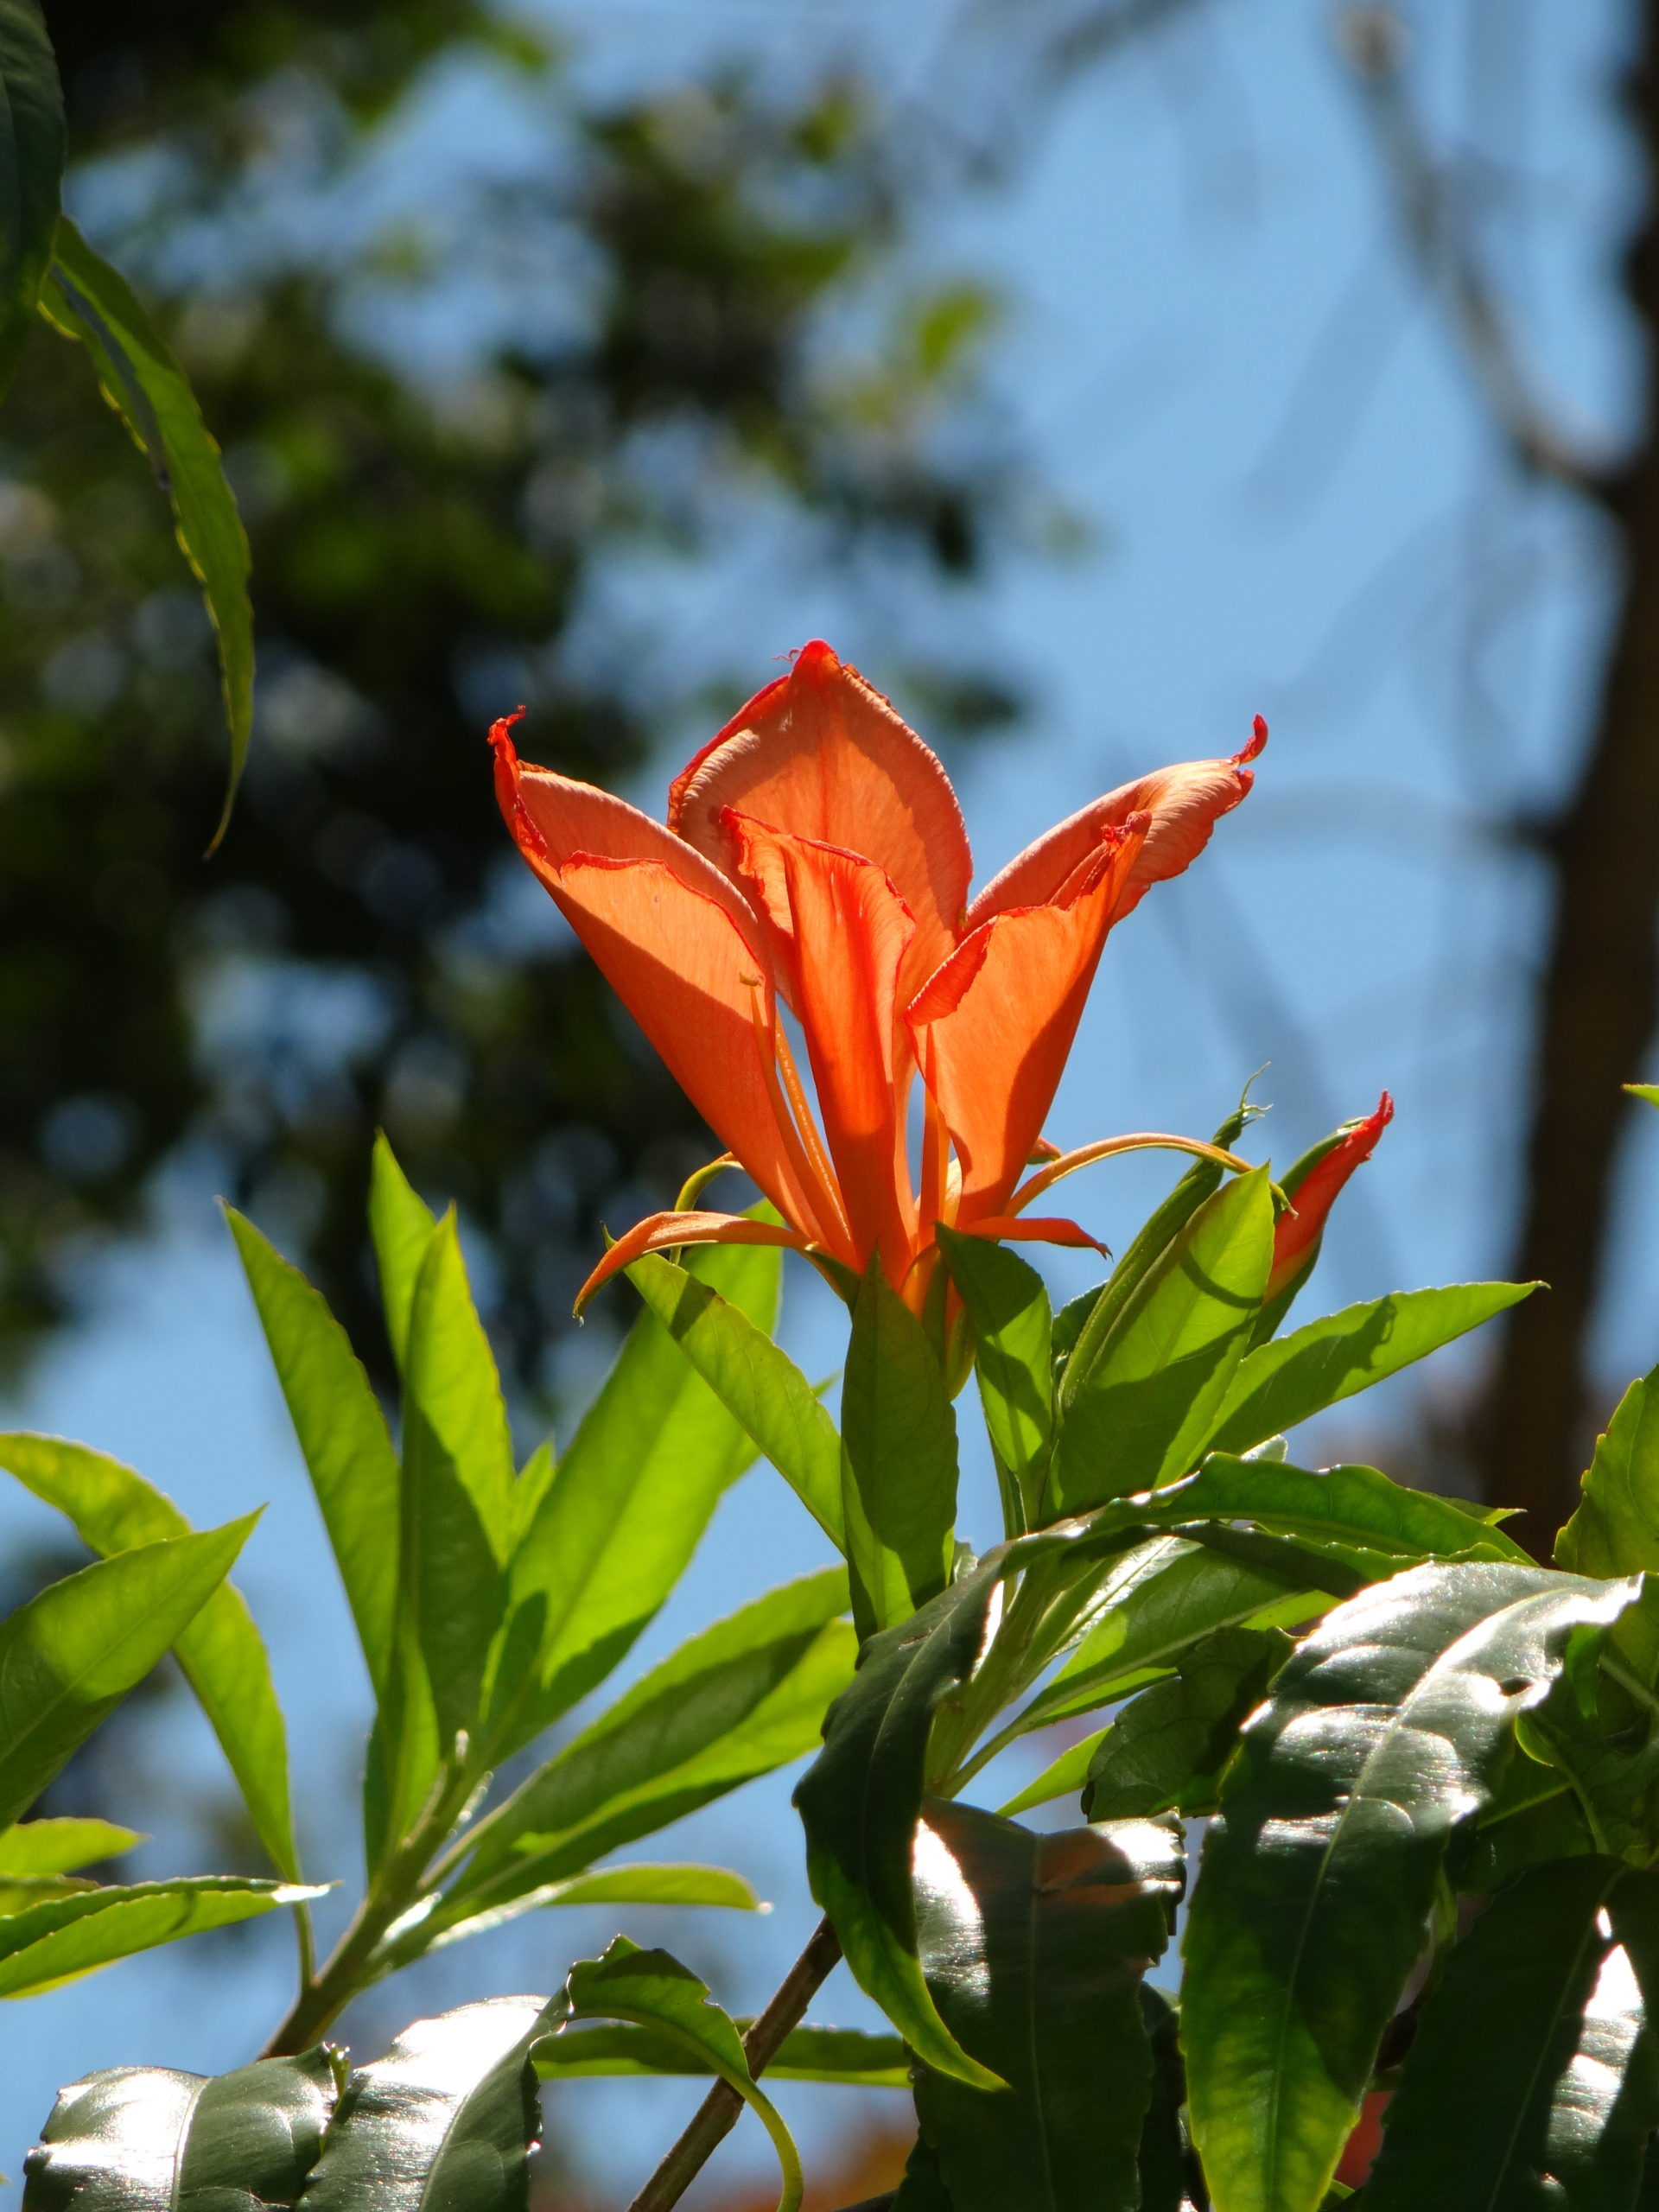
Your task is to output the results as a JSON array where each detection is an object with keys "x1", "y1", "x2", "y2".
[
  {"x1": 0, "y1": 1427, "x2": 301, "y2": 1880},
  {"x1": 1205, "y1": 1281, "x2": 1538, "y2": 1459},
  {"x1": 626, "y1": 1246, "x2": 843, "y2": 1546},
  {"x1": 0, "y1": 1516, "x2": 257, "y2": 1832},
  {"x1": 485, "y1": 1233, "x2": 785, "y2": 1763},
  {"x1": 936, "y1": 1225, "x2": 1052, "y2": 1536},
  {"x1": 536, "y1": 2019, "x2": 908, "y2": 2087},
  {"x1": 1049, "y1": 1166, "x2": 1275, "y2": 1517},
  {"x1": 1181, "y1": 1561, "x2": 1641, "y2": 2212},
  {"x1": 38, "y1": 218, "x2": 251, "y2": 843},
  {"x1": 908, "y1": 1802, "x2": 1185, "y2": 2212},
  {"x1": 1558, "y1": 1363, "x2": 1659, "y2": 1585},
  {"x1": 22, "y1": 2046, "x2": 339, "y2": 2212},
  {"x1": 0, "y1": 1874, "x2": 325, "y2": 2000},
  {"x1": 369, "y1": 1134, "x2": 438, "y2": 1375},
  {"x1": 380, "y1": 1861, "x2": 760, "y2": 1965},
  {"x1": 547, "y1": 1937, "x2": 803, "y2": 2212},
  {"x1": 296, "y1": 1995, "x2": 557, "y2": 2212},
  {"x1": 0, "y1": 0, "x2": 62, "y2": 394},
  {"x1": 0, "y1": 1816, "x2": 143, "y2": 1877},
  {"x1": 840, "y1": 1261, "x2": 959, "y2": 1638},
  {"x1": 224, "y1": 1212, "x2": 400, "y2": 1700},
  {"x1": 1363, "y1": 1855, "x2": 1659, "y2": 2212}
]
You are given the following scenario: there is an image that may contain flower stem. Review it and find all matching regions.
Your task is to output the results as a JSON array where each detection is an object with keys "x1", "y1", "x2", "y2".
[{"x1": 626, "y1": 1917, "x2": 842, "y2": 2212}]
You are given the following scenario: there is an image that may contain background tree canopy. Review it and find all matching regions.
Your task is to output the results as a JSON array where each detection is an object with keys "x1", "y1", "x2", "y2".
[{"x1": 7, "y1": 0, "x2": 1029, "y2": 1395}]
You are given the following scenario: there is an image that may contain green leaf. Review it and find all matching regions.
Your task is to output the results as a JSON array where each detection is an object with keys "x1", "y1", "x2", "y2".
[
  {"x1": 0, "y1": 1873, "x2": 323, "y2": 1998},
  {"x1": 1206, "y1": 1283, "x2": 1538, "y2": 1459},
  {"x1": 224, "y1": 1212, "x2": 400, "y2": 1698},
  {"x1": 296, "y1": 1994, "x2": 556, "y2": 2212},
  {"x1": 1058, "y1": 1094, "x2": 1262, "y2": 1402},
  {"x1": 39, "y1": 218, "x2": 251, "y2": 844},
  {"x1": 936, "y1": 1226, "x2": 1053, "y2": 1536},
  {"x1": 439, "y1": 1570, "x2": 854, "y2": 1940},
  {"x1": 1558, "y1": 1364, "x2": 1659, "y2": 1581},
  {"x1": 840, "y1": 1262, "x2": 959, "y2": 1637},
  {"x1": 484, "y1": 1236, "x2": 784, "y2": 1762},
  {"x1": 0, "y1": 1817, "x2": 143, "y2": 1877},
  {"x1": 1049, "y1": 1166, "x2": 1275, "y2": 1516},
  {"x1": 0, "y1": 1516, "x2": 257, "y2": 1832},
  {"x1": 995, "y1": 1729, "x2": 1107, "y2": 1817},
  {"x1": 793, "y1": 1562, "x2": 1009, "y2": 2090},
  {"x1": 399, "y1": 1212, "x2": 514, "y2": 1746},
  {"x1": 892, "y1": 2137, "x2": 955, "y2": 2212},
  {"x1": 0, "y1": 0, "x2": 61, "y2": 396},
  {"x1": 908, "y1": 1800, "x2": 1183, "y2": 2212},
  {"x1": 1018, "y1": 1529, "x2": 1352, "y2": 1736},
  {"x1": 1364, "y1": 1856, "x2": 1659, "y2": 2212},
  {"x1": 0, "y1": 1429, "x2": 301, "y2": 1880},
  {"x1": 1081, "y1": 1625, "x2": 1292, "y2": 1820},
  {"x1": 550, "y1": 1936, "x2": 802, "y2": 2212},
  {"x1": 379, "y1": 1862, "x2": 760, "y2": 1965},
  {"x1": 1138, "y1": 1986, "x2": 1192, "y2": 2212},
  {"x1": 22, "y1": 2046, "x2": 339, "y2": 2210},
  {"x1": 626, "y1": 1247, "x2": 842, "y2": 1545},
  {"x1": 1181, "y1": 1560, "x2": 1642, "y2": 2212},
  {"x1": 369, "y1": 1134, "x2": 438, "y2": 1375},
  {"x1": 535, "y1": 2018, "x2": 909, "y2": 2087}
]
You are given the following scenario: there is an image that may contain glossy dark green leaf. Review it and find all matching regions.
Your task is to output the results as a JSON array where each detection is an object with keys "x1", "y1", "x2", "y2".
[
  {"x1": 793, "y1": 1561, "x2": 1008, "y2": 2089},
  {"x1": 1206, "y1": 1283, "x2": 1537, "y2": 1459},
  {"x1": 0, "y1": 1428, "x2": 300, "y2": 1880},
  {"x1": 225, "y1": 1211, "x2": 400, "y2": 1699},
  {"x1": 0, "y1": 0, "x2": 60, "y2": 395},
  {"x1": 1559, "y1": 1365, "x2": 1659, "y2": 1583},
  {"x1": 296, "y1": 1995, "x2": 556, "y2": 2212},
  {"x1": 368, "y1": 1135, "x2": 438, "y2": 1375},
  {"x1": 1049, "y1": 1166, "x2": 1275, "y2": 1516},
  {"x1": 0, "y1": 1516, "x2": 256, "y2": 1831},
  {"x1": 1365, "y1": 1856, "x2": 1659, "y2": 2212},
  {"x1": 1058, "y1": 1094, "x2": 1261, "y2": 1402},
  {"x1": 483, "y1": 1236, "x2": 783, "y2": 1763},
  {"x1": 1182, "y1": 1561, "x2": 1642, "y2": 2212},
  {"x1": 39, "y1": 219, "x2": 251, "y2": 842},
  {"x1": 550, "y1": 1936, "x2": 802, "y2": 2212},
  {"x1": 1018, "y1": 1529, "x2": 1348, "y2": 1737},
  {"x1": 909, "y1": 1800, "x2": 1183, "y2": 2212},
  {"x1": 1083, "y1": 1625, "x2": 1293, "y2": 1820},
  {"x1": 840, "y1": 1262, "x2": 958, "y2": 1637},
  {"x1": 399, "y1": 1212, "x2": 514, "y2": 1746},
  {"x1": 534, "y1": 2018, "x2": 908, "y2": 2085},
  {"x1": 936, "y1": 1226, "x2": 1053, "y2": 1536},
  {"x1": 23, "y1": 2046, "x2": 339, "y2": 2211},
  {"x1": 626, "y1": 1247, "x2": 842, "y2": 1544},
  {"x1": 1137, "y1": 1986, "x2": 1191, "y2": 2212},
  {"x1": 438, "y1": 1571, "x2": 854, "y2": 1941},
  {"x1": 0, "y1": 1816, "x2": 142, "y2": 1876},
  {"x1": 0, "y1": 1873, "x2": 323, "y2": 1998},
  {"x1": 891, "y1": 2136, "x2": 955, "y2": 2212}
]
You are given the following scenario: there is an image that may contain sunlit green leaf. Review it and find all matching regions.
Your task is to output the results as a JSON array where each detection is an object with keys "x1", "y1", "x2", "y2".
[
  {"x1": 1558, "y1": 1363, "x2": 1659, "y2": 1588},
  {"x1": 0, "y1": 1818, "x2": 143, "y2": 1878},
  {"x1": 380, "y1": 1861, "x2": 760, "y2": 1966},
  {"x1": 0, "y1": 1516, "x2": 256, "y2": 1832},
  {"x1": 22, "y1": 2045, "x2": 339, "y2": 2209},
  {"x1": 0, "y1": 1872, "x2": 322, "y2": 1998},
  {"x1": 840, "y1": 1262, "x2": 958, "y2": 1637},
  {"x1": 39, "y1": 218, "x2": 251, "y2": 842},
  {"x1": 534, "y1": 2018, "x2": 908, "y2": 2087},
  {"x1": 368, "y1": 1133, "x2": 438, "y2": 1375},
  {"x1": 937, "y1": 1226, "x2": 1052, "y2": 1536}
]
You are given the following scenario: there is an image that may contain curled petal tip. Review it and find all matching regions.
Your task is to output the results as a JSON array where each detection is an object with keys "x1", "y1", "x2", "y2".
[
  {"x1": 488, "y1": 706, "x2": 528, "y2": 762},
  {"x1": 1237, "y1": 714, "x2": 1268, "y2": 766}
]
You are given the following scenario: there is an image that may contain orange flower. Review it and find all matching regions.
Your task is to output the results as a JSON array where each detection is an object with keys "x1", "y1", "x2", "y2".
[
  {"x1": 1266, "y1": 1091, "x2": 1395, "y2": 1306},
  {"x1": 491, "y1": 639, "x2": 1266, "y2": 1310}
]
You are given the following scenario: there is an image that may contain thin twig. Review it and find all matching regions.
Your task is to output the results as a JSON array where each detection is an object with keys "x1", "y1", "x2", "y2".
[
  {"x1": 626, "y1": 1917, "x2": 844, "y2": 2212},
  {"x1": 1336, "y1": 6, "x2": 1614, "y2": 502}
]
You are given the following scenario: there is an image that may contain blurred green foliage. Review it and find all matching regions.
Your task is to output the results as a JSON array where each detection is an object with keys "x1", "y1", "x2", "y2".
[{"x1": 3, "y1": 0, "x2": 1027, "y2": 1391}]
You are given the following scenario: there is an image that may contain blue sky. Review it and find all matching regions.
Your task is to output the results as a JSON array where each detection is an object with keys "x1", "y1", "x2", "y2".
[{"x1": 3, "y1": 0, "x2": 1649, "y2": 2197}]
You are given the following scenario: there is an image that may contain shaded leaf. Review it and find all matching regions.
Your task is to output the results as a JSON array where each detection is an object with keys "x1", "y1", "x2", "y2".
[
  {"x1": 39, "y1": 219, "x2": 251, "y2": 841},
  {"x1": 840, "y1": 1262, "x2": 958, "y2": 1637},
  {"x1": 534, "y1": 2018, "x2": 908, "y2": 2087},
  {"x1": 296, "y1": 1995, "x2": 555, "y2": 2212},
  {"x1": 1082, "y1": 1625, "x2": 1292, "y2": 1820},
  {"x1": 0, "y1": 1517, "x2": 256, "y2": 1831},
  {"x1": 0, "y1": 1818, "x2": 143, "y2": 1877},
  {"x1": 0, "y1": 1428, "x2": 299, "y2": 1880},
  {"x1": 1049, "y1": 1167, "x2": 1275, "y2": 1516},
  {"x1": 1181, "y1": 1561, "x2": 1641, "y2": 2212},
  {"x1": 23, "y1": 2047, "x2": 339, "y2": 2211},
  {"x1": 0, "y1": 0, "x2": 60, "y2": 396},
  {"x1": 0, "y1": 1873, "x2": 323, "y2": 1998},
  {"x1": 1207, "y1": 1283, "x2": 1537, "y2": 1459},
  {"x1": 910, "y1": 1800, "x2": 1184, "y2": 2212},
  {"x1": 936, "y1": 1226, "x2": 1053, "y2": 1536}
]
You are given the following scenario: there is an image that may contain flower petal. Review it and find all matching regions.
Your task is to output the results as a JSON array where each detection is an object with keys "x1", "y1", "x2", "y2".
[
  {"x1": 575, "y1": 1211, "x2": 804, "y2": 1313},
  {"x1": 959, "y1": 1215, "x2": 1107, "y2": 1252},
  {"x1": 670, "y1": 639, "x2": 972, "y2": 995},
  {"x1": 963, "y1": 717, "x2": 1267, "y2": 932},
  {"x1": 728, "y1": 813, "x2": 918, "y2": 1280},
  {"x1": 909, "y1": 826, "x2": 1147, "y2": 1225},
  {"x1": 1266, "y1": 1090, "x2": 1394, "y2": 1301}
]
